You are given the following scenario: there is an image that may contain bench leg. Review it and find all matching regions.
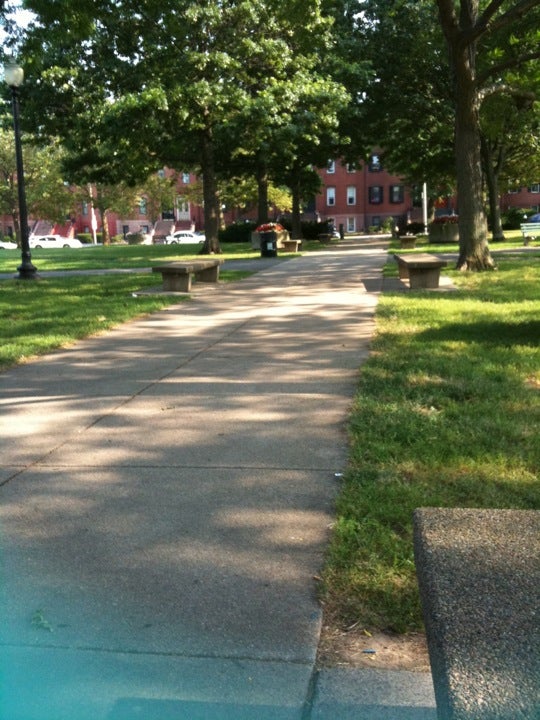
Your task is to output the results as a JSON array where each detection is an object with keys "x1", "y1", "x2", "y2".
[
  {"x1": 162, "y1": 273, "x2": 191, "y2": 292},
  {"x1": 397, "y1": 264, "x2": 409, "y2": 280},
  {"x1": 408, "y1": 268, "x2": 440, "y2": 289},
  {"x1": 195, "y1": 266, "x2": 220, "y2": 283}
]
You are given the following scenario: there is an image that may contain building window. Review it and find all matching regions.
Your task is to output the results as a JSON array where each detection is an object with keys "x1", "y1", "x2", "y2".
[
  {"x1": 182, "y1": 172, "x2": 190, "y2": 184},
  {"x1": 347, "y1": 217, "x2": 356, "y2": 232},
  {"x1": 369, "y1": 154, "x2": 382, "y2": 172},
  {"x1": 371, "y1": 216, "x2": 381, "y2": 227},
  {"x1": 346, "y1": 163, "x2": 356, "y2": 173},
  {"x1": 530, "y1": 183, "x2": 540, "y2": 193},
  {"x1": 157, "y1": 169, "x2": 166, "y2": 179},
  {"x1": 390, "y1": 185, "x2": 404, "y2": 203},
  {"x1": 82, "y1": 201, "x2": 88, "y2": 216},
  {"x1": 347, "y1": 186, "x2": 356, "y2": 205},
  {"x1": 138, "y1": 198, "x2": 147, "y2": 215},
  {"x1": 369, "y1": 186, "x2": 383, "y2": 204},
  {"x1": 326, "y1": 187, "x2": 336, "y2": 206},
  {"x1": 327, "y1": 160, "x2": 336, "y2": 174},
  {"x1": 508, "y1": 187, "x2": 520, "y2": 194}
]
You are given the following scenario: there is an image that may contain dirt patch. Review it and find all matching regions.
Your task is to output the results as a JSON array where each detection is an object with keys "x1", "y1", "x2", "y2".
[{"x1": 317, "y1": 623, "x2": 431, "y2": 672}]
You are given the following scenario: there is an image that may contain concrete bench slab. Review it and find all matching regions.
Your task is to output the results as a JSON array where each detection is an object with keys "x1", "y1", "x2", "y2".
[
  {"x1": 413, "y1": 508, "x2": 540, "y2": 720},
  {"x1": 152, "y1": 259, "x2": 224, "y2": 292},
  {"x1": 394, "y1": 253, "x2": 448, "y2": 289}
]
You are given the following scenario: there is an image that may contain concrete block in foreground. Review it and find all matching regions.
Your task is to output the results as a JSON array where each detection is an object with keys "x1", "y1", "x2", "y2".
[{"x1": 413, "y1": 508, "x2": 540, "y2": 720}]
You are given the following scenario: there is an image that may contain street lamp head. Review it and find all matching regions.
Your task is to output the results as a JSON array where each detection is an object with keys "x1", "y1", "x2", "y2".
[{"x1": 4, "y1": 63, "x2": 24, "y2": 88}]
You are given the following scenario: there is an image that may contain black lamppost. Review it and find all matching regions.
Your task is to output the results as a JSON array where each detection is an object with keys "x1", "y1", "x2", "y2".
[{"x1": 4, "y1": 62, "x2": 38, "y2": 280}]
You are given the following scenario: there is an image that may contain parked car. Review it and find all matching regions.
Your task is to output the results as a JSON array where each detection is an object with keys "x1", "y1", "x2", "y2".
[
  {"x1": 163, "y1": 231, "x2": 205, "y2": 245},
  {"x1": 526, "y1": 212, "x2": 540, "y2": 222},
  {"x1": 29, "y1": 235, "x2": 83, "y2": 249},
  {"x1": 0, "y1": 239, "x2": 17, "y2": 250}
]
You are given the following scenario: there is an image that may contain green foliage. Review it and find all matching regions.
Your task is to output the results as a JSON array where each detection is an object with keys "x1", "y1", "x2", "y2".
[
  {"x1": 218, "y1": 222, "x2": 257, "y2": 243},
  {"x1": 279, "y1": 219, "x2": 334, "y2": 239},
  {"x1": 354, "y1": 0, "x2": 454, "y2": 186},
  {"x1": 125, "y1": 232, "x2": 145, "y2": 245},
  {"x1": 75, "y1": 233, "x2": 97, "y2": 244},
  {"x1": 322, "y1": 254, "x2": 540, "y2": 632},
  {"x1": 17, "y1": 0, "x2": 352, "y2": 250},
  {"x1": 501, "y1": 207, "x2": 532, "y2": 230}
]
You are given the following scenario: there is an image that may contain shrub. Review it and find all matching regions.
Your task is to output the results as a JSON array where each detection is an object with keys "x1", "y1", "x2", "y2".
[
  {"x1": 219, "y1": 222, "x2": 257, "y2": 243},
  {"x1": 125, "y1": 232, "x2": 145, "y2": 245},
  {"x1": 381, "y1": 216, "x2": 394, "y2": 233},
  {"x1": 398, "y1": 221, "x2": 424, "y2": 235},
  {"x1": 501, "y1": 207, "x2": 531, "y2": 230},
  {"x1": 76, "y1": 233, "x2": 98, "y2": 244},
  {"x1": 280, "y1": 220, "x2": 335, "y2": 239}
]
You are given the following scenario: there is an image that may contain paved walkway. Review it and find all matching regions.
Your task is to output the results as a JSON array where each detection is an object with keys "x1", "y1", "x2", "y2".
[{"x1": 0, "y1": 239, "x2": 436, "y2": 719}]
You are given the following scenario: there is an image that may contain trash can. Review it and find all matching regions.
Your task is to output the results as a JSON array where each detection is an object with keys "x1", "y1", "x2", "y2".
[{"x1": 260, "y1": 231, "x2": 278, "y2": 257}]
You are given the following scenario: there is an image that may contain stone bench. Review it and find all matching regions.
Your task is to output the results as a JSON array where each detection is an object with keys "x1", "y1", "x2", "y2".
[
  {"x1": 398, "y1": 234, "x2": 417, "y2": 249},
  {"x1": 520, "y1": 222, "x2": 540, "y2": 245},
  {"x1": 413, "y1": 508, "x2": 540, "y2": 720},
  {"x1": 280, "y1": 238, "x2": 302, "y2": 252},
  {"x1": 152, "y1": 259, "x2": 224, "y2": 292},
  {"x1": 394, "y1": 253, "x2": 448, "y2": 289}
]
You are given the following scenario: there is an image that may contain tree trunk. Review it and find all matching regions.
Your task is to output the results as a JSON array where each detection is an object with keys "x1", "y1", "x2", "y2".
[
  {"x1": 438, "y1": 0, "x2": 495, "y2": 271},
  {"x1": 481, "y1": 135, "x2": 505, "y2": 242},
  {"x1": 290, "y1": 167, "x2": 303, "y2": 239},
  {"x1": 454, "y1": 64, "x2": 494, "y2": 269},
  {"x1": 199, "y1": 125, "x2": 221, "y2": 254},
  {"x1": 256, "y1": 163, "x2": 269, "y2": 225}
]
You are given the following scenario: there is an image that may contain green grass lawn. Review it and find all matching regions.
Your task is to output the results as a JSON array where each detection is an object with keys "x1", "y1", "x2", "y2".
[
  {"x1": 0, "y1": 243, "x2": 259, "y2": 370},
  {"x1": 0, "y1": 241, "x2": 261, "y2": 273},
  {"x1": 321, "y1": 250, "x2": 540, "y2": 634}
]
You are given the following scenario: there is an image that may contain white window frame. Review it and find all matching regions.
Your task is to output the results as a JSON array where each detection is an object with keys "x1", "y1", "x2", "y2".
[
  {"x1": 347, "y1": 186, "x2": 357, "y2": 206},
  {"x1": 347, "y1": 217, "x2": 356, "y2": 232},
  {"x1": 390, "y1": 185, "x2": 404, "y2": 203},
  {"x1": 327, "y1": 160, "x2": 336, "y2": 174},
  {"x1": 326, "y1": 187, "x2": 336, "y2": 206}
]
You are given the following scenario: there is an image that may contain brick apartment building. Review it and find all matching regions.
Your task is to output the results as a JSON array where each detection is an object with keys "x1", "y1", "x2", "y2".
[
  {"x1": 1, "y1": 162, "x2": 539, "y2": 241},
  {"x1": 314, "y1": 154, "x2": 413, "y2": 233}
]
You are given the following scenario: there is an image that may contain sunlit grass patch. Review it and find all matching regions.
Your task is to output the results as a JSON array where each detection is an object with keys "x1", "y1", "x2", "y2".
[{"x1": 321, "y1": 254, "x2": 540, "y2": 633}]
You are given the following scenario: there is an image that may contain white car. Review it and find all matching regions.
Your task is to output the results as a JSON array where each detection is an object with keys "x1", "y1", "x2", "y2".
[
  {"x1": 163, "y1": 231, "x2": 205, "y2": 245},
  {"x1": 29, "y1": 235, "x2": 83, "y2": 249},
  {"x1": 0, "y1": 239, "x2": 17, "y2": 250}
]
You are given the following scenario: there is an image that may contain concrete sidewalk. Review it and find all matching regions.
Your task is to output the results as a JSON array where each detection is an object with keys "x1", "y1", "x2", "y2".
[{"x1": 0, "y1": 239, "x2": 435, "y2": 719}]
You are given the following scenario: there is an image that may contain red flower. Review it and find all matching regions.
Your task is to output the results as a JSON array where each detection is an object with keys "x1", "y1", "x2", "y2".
[
  {"x1": 431, "y1": 215, "x2": 458, "y2": 224},
  {"x1": 256, "y1": 222, "x2": 284, "y2": 232}
]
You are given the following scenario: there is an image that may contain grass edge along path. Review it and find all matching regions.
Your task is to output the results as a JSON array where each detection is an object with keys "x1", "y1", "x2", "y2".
[
  {"x1": 320, "y1": 253, "x2": 540, "y2": 634},
  {"x1": 0, "y1": 269, "x2": 251, "y2": 370}
]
